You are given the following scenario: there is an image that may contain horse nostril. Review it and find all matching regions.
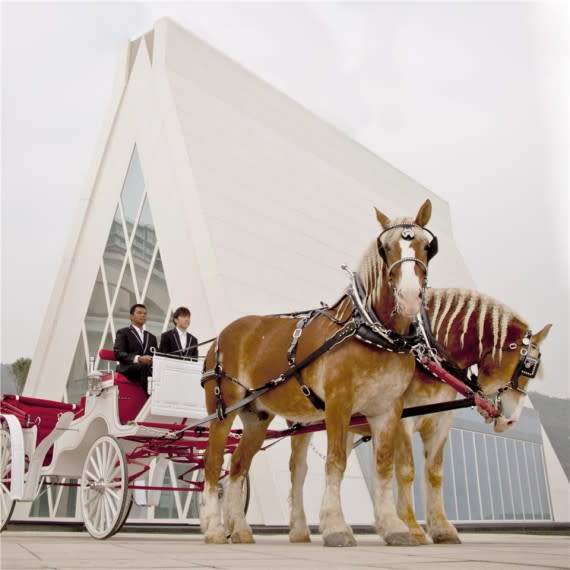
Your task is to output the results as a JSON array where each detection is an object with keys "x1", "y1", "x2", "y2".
[{"x1": 507, "y1": 420, "x2": 514, "y2": 426}]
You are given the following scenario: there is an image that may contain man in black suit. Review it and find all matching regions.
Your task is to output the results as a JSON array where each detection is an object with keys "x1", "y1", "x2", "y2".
[
  {"x1": 114, "y1": 303, "x2": 158, "y2": 392},
  {"x1": 158, "y1": 306, "x2": 199, "y2": 360}
]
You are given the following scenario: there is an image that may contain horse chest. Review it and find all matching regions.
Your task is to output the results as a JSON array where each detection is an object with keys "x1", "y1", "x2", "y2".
[{"x1": 351, "y1": 360, "x2": 415, "y2": 416}]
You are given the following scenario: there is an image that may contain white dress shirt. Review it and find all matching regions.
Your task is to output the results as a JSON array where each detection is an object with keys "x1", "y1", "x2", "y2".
[
  {"x1": 176, "y1": 327, "x2": 188, "y2": 350},
  {"x1": 131, "y1": 325, "x2": 145, "y2": 363}
]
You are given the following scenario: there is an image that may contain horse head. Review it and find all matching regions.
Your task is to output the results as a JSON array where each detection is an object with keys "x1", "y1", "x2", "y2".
[
  {"x1": 477, "y1": 323, "x2": 551, "y2": 432},
  {"x1": 374, "y1": 199, "x2": 438, "y2": 318}
]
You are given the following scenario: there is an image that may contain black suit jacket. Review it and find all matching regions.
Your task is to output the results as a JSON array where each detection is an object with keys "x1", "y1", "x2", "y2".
[
  {"x1": 114, "y1": 326, "x2": 158, "y2": 373},
  {"x1": 158, "y1": 328, "x2": 199, "y2": 360}
]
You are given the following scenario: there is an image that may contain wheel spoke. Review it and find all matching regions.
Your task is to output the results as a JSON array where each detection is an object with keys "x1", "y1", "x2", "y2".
[
  {"x1": 104, "y1": 491, "x2": 118, "y2": 519},
  {"x1": 102, "y1": 493, "x2": 112, "y2": 531},
  {"x1": 84, "y1": 469, "x2": 98, "y2": 483},
  {"x1": 95, "y1": 446, "x2": 104, "y2": 477},
  {"x1": 89, "y1": 456, "x2": 101, "y2": 479},
  {"x1": 83, "y1": 492, "x2": 99, "y2": 508},
  {"x1": 86, "y1": 493, "x2": 99, "y2": 519}
]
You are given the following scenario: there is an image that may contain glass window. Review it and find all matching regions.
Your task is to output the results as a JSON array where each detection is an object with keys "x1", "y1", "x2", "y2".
[
  {"x1": 131, "y1": 196, "x2": 156, "y2": 296},
  {"x1": 143, "y1": 249, "x2": 170, "y2": 339},
  {"x1": 485, "y1": 436, "x2": 504, "y2": 520},
  {"x1": 525, "y1": 442, "x2": 542, "y2": 519},
  {"x1": 516, "y1": 440, "x2": 533, "y2": 519},
  {"x1": 506, "y1": 439, "x2": 524, "y2": 518},
  {"x1": 96, "y1": 322, "x2": 117, "y2": 371},
  {"x1": 113, "y1": 260, "x2": 137, "y2": 334},
  {"x1": 84, "y1": 268, "x2": 107, "y2": 361},
  {"x1": 442, "y1": 434, "x2": 457, "y2": 520},
  {"x1": 474, "y1": 433, "x2": 493, "y2": 520},
  {"x1": 498, "y1": 438, "x2": 515, "y2": 519},
  {"x1": 103, "y1": 206, "x2": 127, "y2": 302},
  {"x1": 463, "y1": 431, "x2": 481, "y2": 520},
  {"x1": 450, "y1": 430, "x2": 469, "y2": 520},
  {"x1": 66, "y1": 335, "x2": 87, "y2": 404},
  {"x1": 120, "y1": 146, "x2": 145, "y2": 239},
  {"x1": 411, "y1": 433, "x2": 425, "y2": 521},
  {"x1": 532, "y1": 444, "x2": 552, "y2": 520}
]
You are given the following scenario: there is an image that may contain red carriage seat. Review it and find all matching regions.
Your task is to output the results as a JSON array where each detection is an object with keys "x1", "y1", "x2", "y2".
[
  {"x1": 0, "y1": 394, "x2": 86, "y2": 466},
  {"x1": 98, "y1": 349, "x2": 148, "y2": 424}
]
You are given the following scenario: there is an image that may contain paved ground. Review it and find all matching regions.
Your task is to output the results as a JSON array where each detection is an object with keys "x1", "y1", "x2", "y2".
[{"x1": 1, "y1": 531, "x2": 569, "y2": 570}]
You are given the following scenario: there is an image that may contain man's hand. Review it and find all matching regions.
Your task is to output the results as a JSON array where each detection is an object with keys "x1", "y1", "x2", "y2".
[{"x1": 139, "y1": 355, "x2": 153, "y2": 366}]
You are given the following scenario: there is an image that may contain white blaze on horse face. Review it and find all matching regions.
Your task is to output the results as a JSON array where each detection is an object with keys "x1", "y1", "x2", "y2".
[
  {"x1": 395, "y1": 239, "x2": 423, "y2": 316},
  {"x1": 494, "y1": 390, "x2": 526, "y2": 432}
]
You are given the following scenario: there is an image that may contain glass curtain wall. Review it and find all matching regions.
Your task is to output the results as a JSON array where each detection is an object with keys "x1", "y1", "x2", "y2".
[
  {"x1": 64, "y1": 146, "x2": 172, "y2": 403},
  {"x1": 355, "y1": 409, "x2": 553, "y2": 523}
]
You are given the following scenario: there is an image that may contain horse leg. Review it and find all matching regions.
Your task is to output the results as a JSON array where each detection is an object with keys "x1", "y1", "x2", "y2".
[
  {"x1": 224, "y1": 409, "x2": 273, "y2": 544},
  {"x1": 368, "y1": 409, "x2": 419, "y2": 546},
  {"x1": 319, "y1": 396, "x2": 356, "y2": 547},
  {"x1": 394, "y1": 418, "x2": 429, "y2": 544},
  {"x1": 289, "y1": 432, "x2": 312, "y2": 543},
  {"x1": 420, "y1": 412, "x2": 461, "y2": 544},
  {"x1": 201, "y1": 411, "x2": 238, "y2": 544}
]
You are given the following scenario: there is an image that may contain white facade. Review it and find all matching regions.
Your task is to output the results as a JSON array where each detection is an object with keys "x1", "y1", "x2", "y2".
[{"x1": 22, "y1": 19, "x2": 567, "y2": 526}]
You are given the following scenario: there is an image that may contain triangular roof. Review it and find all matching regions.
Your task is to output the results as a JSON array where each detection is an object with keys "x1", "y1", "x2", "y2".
[{"x1": 26, "y1": 17, "x2": 473, "y2": 400}]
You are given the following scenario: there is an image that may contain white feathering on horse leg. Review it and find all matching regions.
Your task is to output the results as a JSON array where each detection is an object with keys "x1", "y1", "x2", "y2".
[{"x1": 201, "y1": 484, "x2": 227, "y2": 544}]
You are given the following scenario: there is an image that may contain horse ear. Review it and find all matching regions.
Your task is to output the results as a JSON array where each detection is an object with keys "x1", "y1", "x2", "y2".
[
  {"x1": 532, "y1": 324, "x2": 552, "y2": 345},
  {"x1": 415, "y1": 199, "x2": 432, "y2": 227},
  {"x1": 374, "y1": 207, "x2": 390, "y2": 230}
]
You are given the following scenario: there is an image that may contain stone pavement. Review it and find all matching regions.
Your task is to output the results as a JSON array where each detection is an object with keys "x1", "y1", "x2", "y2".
[{"x1": 1, "y1": 531, "x2": 569, "y2": 570}]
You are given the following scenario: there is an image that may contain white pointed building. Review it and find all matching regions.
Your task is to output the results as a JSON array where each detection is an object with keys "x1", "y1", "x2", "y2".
[{"x1": 21, "y1": 19, "x2": 567, "y2": 526}]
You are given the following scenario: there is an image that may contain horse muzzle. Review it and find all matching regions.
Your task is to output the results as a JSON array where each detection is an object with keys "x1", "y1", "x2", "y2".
[
  {"x1": 394, "y1": 288, "x2": 423, "y2": 317},
  {"x1": 493, "y1": 416, "x2": 517, "y2": 433}
]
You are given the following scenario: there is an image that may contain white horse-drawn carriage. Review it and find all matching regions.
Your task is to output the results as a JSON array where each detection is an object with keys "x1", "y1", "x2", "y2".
[{"x1": 0, "y1": 351, "x2": 248, "y2": 539}]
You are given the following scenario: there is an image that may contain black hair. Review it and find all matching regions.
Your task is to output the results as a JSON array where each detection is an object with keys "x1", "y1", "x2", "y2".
[
  {"x1": 130, "y1": 303, "x2": 147, "y2": 315},
  {"x1": 173, "y1": 306, "x2": 191, "y2": 323}
]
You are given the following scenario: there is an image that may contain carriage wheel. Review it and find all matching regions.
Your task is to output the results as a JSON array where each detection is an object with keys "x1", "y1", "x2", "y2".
[
  {"x1": 80, "y1": 435, "x2": 131, "y2": 539},
  {"x1": 0, "y1": 426, "x2": 15, "y2": 531}
]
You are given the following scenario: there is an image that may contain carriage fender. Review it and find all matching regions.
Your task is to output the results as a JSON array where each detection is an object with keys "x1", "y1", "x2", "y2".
[
  {"x1": 23, "y1": 411, "x2": 75, "y2": 500},
  {"x1": 1, "y1": 414, "x2": 25, "y2": 501}
]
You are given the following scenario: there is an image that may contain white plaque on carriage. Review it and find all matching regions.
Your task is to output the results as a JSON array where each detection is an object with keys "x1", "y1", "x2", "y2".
[{"x1": 151, "y1": 355, "x2": 206, "y2": 419}]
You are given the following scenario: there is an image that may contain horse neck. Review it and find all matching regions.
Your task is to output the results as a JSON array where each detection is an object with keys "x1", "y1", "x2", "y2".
[
  {"x1": 371, "y1": 277, "x2": 412, "y2": 335},
  {"x1": 426, "y1": 288, "x2": 527, "y2": 368}
]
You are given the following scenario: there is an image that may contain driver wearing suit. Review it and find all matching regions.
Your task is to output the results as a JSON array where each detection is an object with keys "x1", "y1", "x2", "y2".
[{"x1": 114, "y1": 303, "x2": 158, "y2": 392}]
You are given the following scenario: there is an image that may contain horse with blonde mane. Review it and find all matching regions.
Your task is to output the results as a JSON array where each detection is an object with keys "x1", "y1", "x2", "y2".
[
  {"x1": 200, "y1": 200, "x2": 437, "y2": 547},
  {"x1": 288, "y1": 288, "x2": 551, "y2": 544}
]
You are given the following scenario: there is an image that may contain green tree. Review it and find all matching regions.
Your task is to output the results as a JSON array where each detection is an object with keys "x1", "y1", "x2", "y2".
[{"x1": 10, "y1": 357, "x2": 31, "y2": 394}]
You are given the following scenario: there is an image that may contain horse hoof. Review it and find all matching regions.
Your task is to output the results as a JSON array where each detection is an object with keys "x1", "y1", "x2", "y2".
[
  {"x1": 432, "y1": 533, "x2": 461, "y2": 544},
  {"x1": 205, "y1": 531, "x2": 228, "y2": 544},
  {"x1": 231, "y1": 530, "x2": 255, "y2": 544},
  {"x1": 411, "y1": 531, "x2": 429, "y2": 545},
  {"x1": 323, "y1": 532, "x2": 357, "y2": 547},
  {"x1": 385, "y1": 532, "x2": 420, "y2": 546},
  {"x1": 289, "y1": 530, "x2": 312, "y2": 543}
]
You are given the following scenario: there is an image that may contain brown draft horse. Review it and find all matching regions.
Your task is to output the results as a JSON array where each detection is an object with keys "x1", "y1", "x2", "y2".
[
  {"x1": 288, "y1": 288, "x2": 551, "y2": 544},
  {"x1": 200, "y1": 200, "x2": 436, "y2": 547}
]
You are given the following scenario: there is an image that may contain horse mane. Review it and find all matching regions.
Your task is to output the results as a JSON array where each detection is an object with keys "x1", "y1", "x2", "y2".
[
  {"x1": 425, "y1": 288, "x2": 527, "y2": 360},
  {"x1": 356, "y1": 240, "x2": 385, "y2": 309}
]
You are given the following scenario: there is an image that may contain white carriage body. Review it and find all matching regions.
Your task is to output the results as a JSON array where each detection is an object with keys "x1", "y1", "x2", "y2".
[{"x1": 1, "y1": 355, "x2": 209, "y2": 507}]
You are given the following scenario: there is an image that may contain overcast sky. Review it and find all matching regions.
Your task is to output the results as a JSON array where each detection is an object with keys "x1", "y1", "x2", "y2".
[{"x1": 1, "y1": 2, "x2": 568, "y2": 398}]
